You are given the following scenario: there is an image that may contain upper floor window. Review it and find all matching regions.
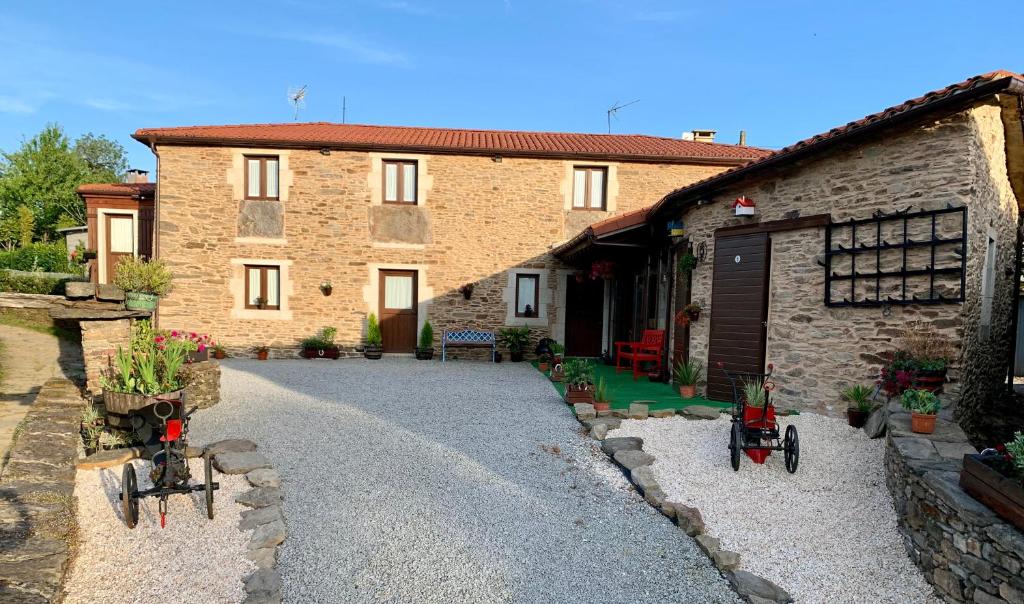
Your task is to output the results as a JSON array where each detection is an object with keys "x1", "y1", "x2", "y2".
[
  {"x1": 383, "y1": 160, "x2": 417, "y2": 204},
  {"x1": 245, "y1": 156, "x2": 280, "y2": 201},
  {"x1": 572, "y1": 166, "x2": 606, "y2": 210},
  {"x1": 245, "y1": 264, "x2": 281, "y2": 310},
  {"x1": 515, "y1": 273, "x2": 540, "y2": 318}
]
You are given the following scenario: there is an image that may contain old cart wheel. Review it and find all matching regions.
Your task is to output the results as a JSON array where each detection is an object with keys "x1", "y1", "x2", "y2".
[
  {"x1": 729, "y1": 422, "x2": 742, "y2": 471},
  {"x1": 204, "y1": 453, "x2": 214, "y2": 520},
  {"x1": 784, "y1": 425, "x2": 800, "y2": 474},
  {"x1": 121, "y1": 463, "x2": 139, "y2": 529}
]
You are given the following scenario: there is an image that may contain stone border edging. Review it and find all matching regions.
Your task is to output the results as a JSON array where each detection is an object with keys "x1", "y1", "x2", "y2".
[
  {"x1": 573, "y1": 403, "x2": 793, "y2": 604},
  {"x1": 0, "y1": 378, "x2": 83, "y2": 603}
]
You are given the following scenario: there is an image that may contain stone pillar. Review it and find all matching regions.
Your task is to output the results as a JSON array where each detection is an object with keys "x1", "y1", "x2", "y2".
[{"x1": 79, "y1": 318, "x2": 132, "y2": 395}]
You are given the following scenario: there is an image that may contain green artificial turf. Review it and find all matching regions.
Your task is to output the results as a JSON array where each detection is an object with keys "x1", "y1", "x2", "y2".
[{"x1": 536, "y1": 359, "x2": 731, "y2": 412}]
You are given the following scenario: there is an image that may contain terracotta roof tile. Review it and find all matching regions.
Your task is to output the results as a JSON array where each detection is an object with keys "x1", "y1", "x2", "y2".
[
  {"x1": 77, "y1": 182, "x2": 155, "y2": 197},
  {"x1": 132, "y1": 122, "x2": 770, "y2": 163}
]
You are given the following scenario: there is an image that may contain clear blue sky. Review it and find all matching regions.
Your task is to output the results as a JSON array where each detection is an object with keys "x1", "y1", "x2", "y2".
[{"x1": 1, "y1": 1, "x2": 1020, "y2": 172}]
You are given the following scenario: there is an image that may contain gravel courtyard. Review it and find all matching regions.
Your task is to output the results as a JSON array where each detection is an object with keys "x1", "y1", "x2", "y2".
[{"x1": 190, "y1": 358, "x2": 741, "y2": 604}]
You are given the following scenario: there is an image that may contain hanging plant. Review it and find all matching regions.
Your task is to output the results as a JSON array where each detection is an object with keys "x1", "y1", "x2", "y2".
[
  {"x1": 459, "y1": 283, "x2": 475, "y2": 299},
  {"x1": 678, "y1": 253, "x2": 697, "y2": 274},
  {"x1": 589, "y1": 260, "x2": 615, "y2": 280}
]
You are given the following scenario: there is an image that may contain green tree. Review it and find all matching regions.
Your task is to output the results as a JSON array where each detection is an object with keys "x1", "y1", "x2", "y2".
[
  {"x1": 16, "y1": 205, "x2": 33, "y2": 248},
  {"x1": 0, "y1": 124, "x2": 127, "y2": 245}
]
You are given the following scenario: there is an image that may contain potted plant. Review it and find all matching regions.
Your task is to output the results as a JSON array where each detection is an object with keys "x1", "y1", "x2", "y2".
[
  {"x1": 80, "y1": 404, "x2": 104, "y2": 456},
  {"x1": 551, "y1": 342, "x2": 564, "y2": 365},
  {"x1": 320, "y1": 280, "x2": 333, "y2": 296},
  {"x1": 498, "y1": 326, "x2": 530, "y2": 362},
  {"x1": 415, "y1": 321, "x2": 434, "y2": 360},
  {"x1": 364, "y1": 313, "x2": 383, "y2": 359},
  {"x1": 742, "y1": 378, "x2": 774, "y2": 464},
  {"x1": 960, "y1": 432, "x2": 1024, "y2": 532},
  {"x1": 901, "y1": 388, "x2": 941, "y2": 434},
  {"x1": 563, "y1": 358, "x2": 596, "y2": 405},
  {"x1": 459, "y1": 283, "x2": 474, "y2": 299},
  {"x1": 842, "y1": 384, "x2": 875, "y2": 428},
  {"x1": 677, "y1": 252, "x2": 697, "y2": 274},
  {"x1": 100, "y1": 326, "x2": 190, "y2": 416},
  {"x1": 255, "y1": 346, "x2": 269, "y2": 360},
  {"x1": 301, "y1": 326, "x2": 340, "y2": 359},
  {"x1": 674, "y1": 358, "x2": 703, "y2": 399},
  {"x1": 593, "y1": 376, "x2": 611, "y2": 412},
  {"x1": 212, "y1": 344, "x2": 227, "y2": 360},
  {"x1": 113, "y1": 256, "x2": 173, "y2": 311}
]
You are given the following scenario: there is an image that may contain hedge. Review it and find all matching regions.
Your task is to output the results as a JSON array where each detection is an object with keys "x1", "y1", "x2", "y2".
[
  {"x1": 0, "y1": 269, "x2": 86, "y2": 295},
  {"x1": 0, "y1": 242, "x2": 82, "y2": 275}
]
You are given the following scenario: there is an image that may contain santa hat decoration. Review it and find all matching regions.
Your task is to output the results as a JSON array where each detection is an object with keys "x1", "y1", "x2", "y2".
[{"x1": 731, "y1": 196, "x2": 757, "y2": 216}]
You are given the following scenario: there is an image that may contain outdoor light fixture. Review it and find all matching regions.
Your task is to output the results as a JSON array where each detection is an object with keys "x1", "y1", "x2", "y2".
[
  {"x1": 492, "y1": 156, "x2": 503, "y2": 163},
  {"x1": 320, "y1": 148, "x2": 332, "y2": 155}
]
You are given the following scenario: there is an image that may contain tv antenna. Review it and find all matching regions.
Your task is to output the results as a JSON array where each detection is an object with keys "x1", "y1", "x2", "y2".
[
  {"x1": 606, "y1": 99, "x2": 640, "y2": 133},
  {"x1": 342, "y1": 96, "x2": 347, "y2": 124},
  {"x1": 287, "y1": 85, "x2": 308, "y2": 121}
]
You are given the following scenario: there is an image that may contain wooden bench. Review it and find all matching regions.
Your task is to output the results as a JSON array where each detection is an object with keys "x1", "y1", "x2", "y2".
[{"x1": 442, "y1": 328, "x2": 496, "y2": 362}]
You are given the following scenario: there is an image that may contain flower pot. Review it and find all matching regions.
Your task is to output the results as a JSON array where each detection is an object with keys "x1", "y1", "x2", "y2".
[
  {"x1": 593, "y1": 401, "x2": 610, "y2": 412},
  {"x1": 915, "y1": 368, "x2": 947, "y2": 393},
  {"x1": 911, "y1": 412, "x2": 937, "y2": 434},
  {"x1": 550, "y1": 368, "x2": 564, "y2": 382},
  {"x1": 847, "y1": 408, "x2": 870, "y2": 428},
  {"x1": 188, "y1": 349, "x2": 210, "y2": 363},
  {"x1": 320, "y1": 286, "x2": 333, "y2": 296},
  {"x1": 256, "y1": 350, "x2": 269, "y2": 360},
  {"x1": 415, "y1": 347, "x2": 434, "y2": 361},
  {"x1": 103, "y1": 389, "x2": 182, "y2": 416},
  {"x1": 960, "y1": 453, "x2": 1024, "y2": 532},
  {"x1": 302, "y1": 347, "x2": 340, "y2": 359},
  {"x1": 510, "y1": 351, "x2": 524, "y2": 363},
  {"x1": 565, "y1": 387, "x2": 595, "y2": 405},
  {"x1": 538, "y1": 362, "x2": 550, "y2": 372},
  {"x1": 213, "y1": 350, "x2": 226, "y2": 360},
  {"x1": 679, "y1": 384, "x2": 697, "y2": 399},
  {"x1": 493, "y1": 352, "x2": 503, "y2": 363},
  {"x1": 125, "y1": 292, "x2": 159, "y2": 311},
  {"x1": 364, "y1": 344, "x2": 383, "y2": 360}
]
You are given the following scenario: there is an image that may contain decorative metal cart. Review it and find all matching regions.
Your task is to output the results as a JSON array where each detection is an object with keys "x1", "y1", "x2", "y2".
[
  {"x1": 117, "y1": 393, "x2": 218, "y2": 528},
  {"x1": 719, "y1": 363, "x2": 799, "y2": 473}
]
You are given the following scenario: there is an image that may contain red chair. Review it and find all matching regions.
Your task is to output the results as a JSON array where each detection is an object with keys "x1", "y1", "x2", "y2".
[{"x1": 614, "y1": 329, "x2": 666, "y2": 381}]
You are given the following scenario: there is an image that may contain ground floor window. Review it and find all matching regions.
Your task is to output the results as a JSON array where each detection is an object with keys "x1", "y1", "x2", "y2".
[
  {"x1": 245, "y1": 265, "x2": 281, "y2": 310},
  {"x1": 515, "y1": 273, "x2": 539, "y2": 317}
]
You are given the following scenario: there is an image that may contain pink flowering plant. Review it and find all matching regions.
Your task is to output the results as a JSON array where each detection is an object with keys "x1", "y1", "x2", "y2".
[{"x1": 152, "y1": 328, "x2": 216, "y2": 358}]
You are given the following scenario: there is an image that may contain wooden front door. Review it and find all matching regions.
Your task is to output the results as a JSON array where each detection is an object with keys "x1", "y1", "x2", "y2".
[
  {"x1": 104, "y1": 214, "x2": 135, "y2": 284},
  {"x1": 706, "y1": 233, "x2": 771, "y2": 403},
  {"x1": 379, "y1": 270, "x2": 418, "y2": 353},
  {"x1": 565, "y1": 276, "x2": 605, "y2": 357}
]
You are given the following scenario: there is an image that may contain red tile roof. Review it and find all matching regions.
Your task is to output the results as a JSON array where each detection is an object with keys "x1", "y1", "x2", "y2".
[
  {"x1": 132, "y1": 122, "x2": 770, "y2": 164},
  {"x1": 77, "y1": 182, "x2": 156, "y2": 198},
  {"x1": 650, "y1": 70, "x2": 1024, "y2": 216}
]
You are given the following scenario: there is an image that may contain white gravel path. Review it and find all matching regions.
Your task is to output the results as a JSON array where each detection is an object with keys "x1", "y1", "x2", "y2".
[
  {"x1": 64, "y1": 459, "x2": 255, "y2": 604},
  {"x1": 189, "y1": 358, "x2": 742, "y2": 604},
  {"x1": 613, "y1": 413, "x2": 940, "y2": 604}
]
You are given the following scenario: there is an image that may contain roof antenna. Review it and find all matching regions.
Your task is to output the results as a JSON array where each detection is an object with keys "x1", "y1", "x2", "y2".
[
  {"x1": 342, "y1": 96, "x2": 347, "y2": 124},
  {"x1": 287, "y1": 85, "x2": 307, "y2": 121},
  {"x1": 606, "y1": 99, "x2": 640, "y2": 134}
]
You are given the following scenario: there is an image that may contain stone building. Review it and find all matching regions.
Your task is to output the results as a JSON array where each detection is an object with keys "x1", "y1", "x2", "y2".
[
  {"x1": 556, "y1": 70, "x2": 1024, "y2": 438},
  {"x1": 121, "y1": 123, "x2": 765, "y2": 357}
]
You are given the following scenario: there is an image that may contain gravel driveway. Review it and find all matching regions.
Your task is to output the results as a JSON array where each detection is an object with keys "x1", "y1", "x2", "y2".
[{"x1": 191, "y1": 358, "x2": 740, "y2": 604}]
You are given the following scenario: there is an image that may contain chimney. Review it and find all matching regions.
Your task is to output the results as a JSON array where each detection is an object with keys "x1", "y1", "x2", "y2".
[
  {"x1": 125, "y1": 168, "x2": 149, "y2": 184},
  {"x1": 684, "y1": 129, "x2": 716, "y2": 144},
  {"x1": 739, "y1": 130, "x2": 747, "y2": 146}
]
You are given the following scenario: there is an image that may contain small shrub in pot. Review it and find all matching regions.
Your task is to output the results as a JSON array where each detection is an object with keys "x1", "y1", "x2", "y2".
[
  {"x1": 301, "y1": 326, "x2": 340, "y2": 359},
  {"x1": 113, "y1": 256, "x2": 173, "y2": 311},
  {"x1": 842, "y1": 384, "x2": 875, "y2": 428},
  {"x1": 562, "y1": 358, "x2": 596, "y2": 405},
  {"x1": 901, "y1": 388, "x2": 940, "y2": 434},
  {"x1": 674, "y1": 358, "x2": 703, "y2": 399},
  {"x1": 416, "y1": 321, "x2": 434, "y2": 360},
  {"x1": 364, "y1": 313, "x2": 383, "y2": 359},
  {"x1": 498, "y1": 326, "x2": 530, "y2": 362}
]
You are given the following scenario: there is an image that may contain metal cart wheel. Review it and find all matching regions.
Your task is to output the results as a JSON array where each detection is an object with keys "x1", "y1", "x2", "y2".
[
  {"x1": 121, "y1": 463, "x2": 139, "y2": 529},
  {"x1": 204, "y1": 453, "x2": 215, "y2": 520},
  {"x1": 729, "y1": 422, "x2": 742, "y2": 471},
  {"x1": 784, "y1": 425, "x2": 800, "y2": 474}
]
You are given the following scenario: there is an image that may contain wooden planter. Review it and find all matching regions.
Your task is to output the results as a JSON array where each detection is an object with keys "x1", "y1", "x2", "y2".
[
  {"x1": 565, "y1": 386, "x2": 595, "y2": 405},
  {"x1": 415, "y1": 347, "x2": 434, "y2": 360},
  {"x1": 188, "y1": 349, "x2": 210, "y2": 363},
  {"x1": 960, "y1": 454, "x2": 1024, "y2": 532},
  {"x1": 103, "y1": 389, "x2": 181, "y2": 415},
  {"x1": 302, "y1": 347, "x2": 340, "y2": 359},
  {"x1": 364, "y1": 345, "x2": 383, "y2": 360}
]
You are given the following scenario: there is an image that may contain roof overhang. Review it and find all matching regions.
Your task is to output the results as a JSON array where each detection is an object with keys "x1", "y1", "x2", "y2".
[{"x1": 552, "y1": 207, "x2": 654, "y2": 262}]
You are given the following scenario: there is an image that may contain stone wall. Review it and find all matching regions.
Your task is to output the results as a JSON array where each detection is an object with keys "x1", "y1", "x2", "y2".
[
  {"x1": 884, "y1": 406, "x2": 1024, "y2": 604},
  {"x1": 155, "y1": 145, "x2": 731, "y2": 355},
  {"x1": 0, "y1": 378, "x2": 83, "y2": 602},
  {"x1": 79, "y1": 318, "x2": 130, "y2": 394},
  {"x1": 678, "y1": 101, "x2": 1021, "y2": 416},
  {"x1": 183, "y1": 360, "x2": 221, "y2": 409}
]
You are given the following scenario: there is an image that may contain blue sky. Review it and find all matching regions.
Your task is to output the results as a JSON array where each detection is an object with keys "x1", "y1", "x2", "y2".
[{"x1": 0, "y1": 1, "x2": 1020, "y2": 172}]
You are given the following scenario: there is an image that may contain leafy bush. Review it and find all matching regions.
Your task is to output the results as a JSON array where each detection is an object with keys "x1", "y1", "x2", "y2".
[
  {"x1": 841, "y1": 384, "x2": 876, "y2": 412},
  {"x1": 901, "y1": 389, "x2": 940, "y2": 415},
  {"x1": 673, "y1": 358, "x2": 703, "y2": 386},
  {"x1": 0, "y1": 269, "x2": 84, "y2": 295},
  {"x1": 113, "y1": 257, "x2": 172, "y2": 295},
  {"x1": 418, "y1": 320, "x2": 434, "y2": 349},
  {"x1": 301, "y1": 326, "x2": 338, "y2": 349},
  {"x1": 1005, "y1": 432, "x2": 1024, "y2": 476},
  {"x1": 594, "y1": 376, "x2": 609, "y2": 403},
  {"x1": 0, "y1": 242, "x2": 81, "y2": 274},
  {"x1": 366, "y1": 314, "x2": 382, "y2": 346},
  {"x1": 498, "y1": 326, "x2": 530, "y2": 353},
  {"x1": 562, "y1": 358, "x2": 595, "y2": 388}
]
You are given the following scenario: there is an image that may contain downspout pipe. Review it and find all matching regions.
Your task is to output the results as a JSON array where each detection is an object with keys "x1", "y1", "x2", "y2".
[{"x1": 148, "y1": 140, "x2": 161, "y2": 328}]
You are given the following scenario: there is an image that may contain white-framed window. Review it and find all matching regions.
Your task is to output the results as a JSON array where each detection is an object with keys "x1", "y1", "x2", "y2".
[
  {"x1": 572, "y1": 166, "x2": 606, "y2": 210},
  {"x1": 515, "y1": 273, "x2": 540, "y2": 317}
]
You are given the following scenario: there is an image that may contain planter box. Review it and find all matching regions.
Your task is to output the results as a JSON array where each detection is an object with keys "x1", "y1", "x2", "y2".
[
  {"x1": 103, "y1": 389, "x2": 181, "y2": 415},
  {"x1": 364, "y1": 345, "x2": 383, "y2": 360},
  {"x1": 188, "y1": 349, "x2": 209, "y2": 363},
  {"x1": 302, "y1": 347, "x2": 340, "y2": 359},
  {"x1": 415, "y1": 347, "x2": 434, "y2": 361},
  {"x1": 960, "y1": 454, "x2": 1024, "y2": 532},
  {"x1": 565, "y1": 388, "x2": 594, "y2": 405}
]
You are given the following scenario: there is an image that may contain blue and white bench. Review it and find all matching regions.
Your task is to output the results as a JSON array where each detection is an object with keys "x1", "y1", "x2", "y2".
[{"x1": 441, "y1": 328, "x2": 496, "y2": 362}]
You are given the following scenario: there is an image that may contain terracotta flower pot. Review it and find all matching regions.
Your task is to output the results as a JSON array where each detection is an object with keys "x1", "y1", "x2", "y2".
[
  {"x1": 911, "y1": 412, "x2": 937, "y2": 434},
  {"x1": 593, "y1": 401, "x2": 610, "y2": 412},
  {"x1": 213, "y1": 350, "x2": 226, "y2": 360},
  {"x1": 538, "y1": 362, "x2": 550, "y2": 372},
  {"x1": 679, "y1": 384, "x2": 697, "y2": 399},
  {"x1": 847, "y1": 408, "x2": 870, "y2": 428},
  {"x1": 256, "y1": 350, "x2": 269, "y2": 361}
]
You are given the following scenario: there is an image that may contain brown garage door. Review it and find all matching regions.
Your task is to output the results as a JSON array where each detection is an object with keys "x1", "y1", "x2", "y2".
[{"x1": 706, "y1": 233, "x2": 771, "y2": 403}]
